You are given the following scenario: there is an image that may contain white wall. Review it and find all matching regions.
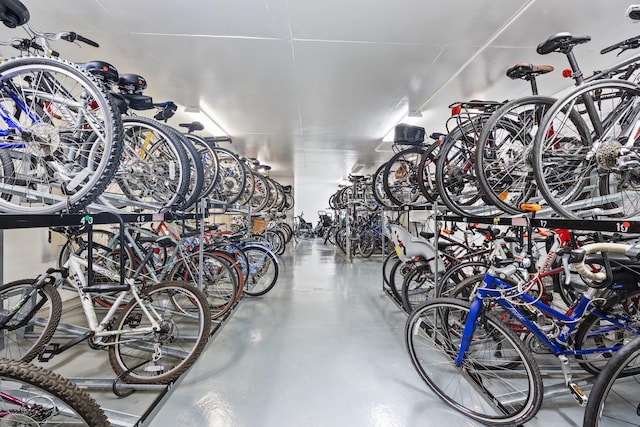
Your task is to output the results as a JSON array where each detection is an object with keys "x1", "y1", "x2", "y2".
[{"x1": 2, "y1": 228, "x2": 57, "y2": 283}]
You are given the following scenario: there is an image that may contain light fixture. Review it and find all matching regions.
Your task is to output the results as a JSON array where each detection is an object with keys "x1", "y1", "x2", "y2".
[{"x1": 184, "y1": 105, "x2": 228, "y2": 136}]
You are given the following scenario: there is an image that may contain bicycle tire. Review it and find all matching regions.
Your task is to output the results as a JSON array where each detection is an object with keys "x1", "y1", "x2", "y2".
[
  {"x1": 416, "y1": 141, "x2": 440, "y2": 203},
  {"x1": 574, "y1": 288, "x2": 640, "y2": 376},
  {"x1": 209, "y1": 146, "x2": 247, "y2": 205},
  {"x1": 388, "y1": 258, "x2": 410, "y2": 302},
  {"x1": 382, "y1": 251, "x2": 399, "y2": 288},
  {"x1": 102, "y1": 116, "x2": 190, "y2": 210},
  {"x1": 236, "y1": 164, "x2": 255, "y2": 206},
  {"x1": 183, "y1": 133, "x2": 219, "y2": 201},
  {"x1": 167, "y1": 251, "x2": 240, "y2": 320},
  {"x1": 436, "y1": 260, "x2": 489, "y2": 297},
  {"x1": 533, "y1": 79, "x2": 639, "y2": 219},
  {"x1": 108, "y1": 281, "x2": 211, "y2": 384},
  {"x1": 435, "y1": 117, "x2": 500, "y2": 216},
  {"x1": 372, "y1": 163, "x2": 394, "y2": 209},
  {"x1": 242, "y1": 245, "x2": 279, "y2": 296},
  {"x1": 0, "y1": 358, "x2": 110, "y2": 426},
  {"x1": 249, "y1": 172, "x2": 271, "y2": 212},
  {"x1": 583, "y1": 334, "x2": 640, "y2": 427},
  {"x1": 169, "y1": 129, "x2": 204, "y2": 209},
  {"x1": 475, "y1": 96, "x2": 557, "y2": 214},
  {"x1": 0, "y1": 279, "x2": 61, "y2": 362},
  {"x1": 401, "y1": 265, "x2": 437, "y2": 313},
  {"x1": 382, "y1": 146, "x2": 430, "y2": 207},
  {"x1": 0, "y1": 55, "x2": 123, "y2": 214},
  {"x1": 405, "y1": 297, "x2": 543, "y2": 426}
]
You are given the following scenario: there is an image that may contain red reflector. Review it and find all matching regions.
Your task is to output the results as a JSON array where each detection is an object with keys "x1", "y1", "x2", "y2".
[
  {"x1": 451, "y1": 104, "x2": 461, "y2": 116},
  {"x1": 562, "y1": 69, "x2": 572, "y2": 78}
]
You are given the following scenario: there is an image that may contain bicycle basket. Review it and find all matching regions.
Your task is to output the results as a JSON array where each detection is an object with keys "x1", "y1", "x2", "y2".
[
  {"x1": 251, "y1": 217, "x2": 267, "y2": 233},
  {"x1": 394, "y1": 124, "x2": 425, "y2": 145}
]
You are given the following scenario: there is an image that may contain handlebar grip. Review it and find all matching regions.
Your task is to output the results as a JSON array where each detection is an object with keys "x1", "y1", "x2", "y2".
[
  {"x1": 76, "y1": 34, "x2": 99, "y2": 48},
  {"x1": 600, "y1": 44, "x2": 618, "y2": 55},
  {"x1": 571, "y1": 242, "x2": 631, "y2": 282}
]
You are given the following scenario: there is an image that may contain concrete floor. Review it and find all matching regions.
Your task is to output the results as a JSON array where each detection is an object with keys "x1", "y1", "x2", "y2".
[{"x1": 143, "y1": 239, "x2": 593, "y2": 427}]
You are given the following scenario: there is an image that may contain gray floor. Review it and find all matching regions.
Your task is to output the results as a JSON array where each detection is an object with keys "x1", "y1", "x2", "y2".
[{"x1": 143, "y1": 239, "x2": 590, "y2": 427}]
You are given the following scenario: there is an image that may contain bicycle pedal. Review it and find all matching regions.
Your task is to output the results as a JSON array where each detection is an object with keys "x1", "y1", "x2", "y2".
[
  {"x1": 38, "y1": 343, "x2": 61, "y2": 362},
  {"x1": 568, "y1": 382, "x2": 588, "y2": 406}
]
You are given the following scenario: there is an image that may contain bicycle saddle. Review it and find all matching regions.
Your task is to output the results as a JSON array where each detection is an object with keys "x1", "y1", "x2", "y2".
[
  {"x1": 506, "y1": 63, "x2": 554, "y2": 80},
  {"x1": 82, "y1": 61, "x2": 119, "y2": 85},
  {"x1": 0, "y1": 0, "x2": 29, "y2": 28},
  {"x1": 179, "y1": 121, "x2": 205, "y2": 133},
  {"x1": 118, "y1": 73, "x2": 148, "y2": 94},
  {"x1": 537, "y1": 32, "x2": 591, "y2": 55}
]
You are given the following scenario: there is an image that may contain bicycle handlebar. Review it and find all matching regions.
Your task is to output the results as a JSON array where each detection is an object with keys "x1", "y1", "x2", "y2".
[
  {"x1": 600, "y1": 35, "x2": 640, "y2": 55},
  {"x1": 60, "y1": 31, "x2": 99, "y2": 48},
  {"x1": 571, "y1": 242, "x2": 632, "y2": 282}
]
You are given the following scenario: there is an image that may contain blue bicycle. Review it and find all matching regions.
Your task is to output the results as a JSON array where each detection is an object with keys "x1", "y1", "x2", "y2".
[{"x1": 405, "y1": 235, "x2": 640, "y2": 425}]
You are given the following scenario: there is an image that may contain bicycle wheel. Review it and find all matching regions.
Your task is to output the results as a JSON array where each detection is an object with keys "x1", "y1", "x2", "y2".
[
  {"x1": 249, "y1": 172, "x2": 271, "y2": 212},
  {"x1": 388, "y1": 258, "x2": 410, "y2": 302},
  {"x1": 242, "y1": 245, "x2": 279, "y2": 296},
  {"x1": 382, "y1": 146, "x2": 430, "y2": 207},
  {"x1": 416, "y1": 141, "x2": 440, "y2": 203},
  {"x1": 183, "y1": 133, "x2": 219, "y2": 201},
  {"x1": 583, "y1": 335, "x2": 640, "y2": 427},
  {"x1": 170, "y1": 129, "x2": 204, "y2": 209},
  {"x1": 264, "y1": 230, "x2": 286, "y2": 255},
  {"x1": 235, "y1": 164, "x2": 255, "y2": 206},
  {"x1": 372, "y1": 163, "x2": 394, "y2": 209},
  {"x1": 436, "y1": 260, "x2": 489, "y2": 297},
  {"x1": 401, "y1": 265, "x2": 437, "y2": 313},
  {"x1": 209, "y1": 146, "x2": 246, "y2": 205},
  {"x1": 0, "y1": 279, "x2": 61, "y2": 362},
  {"x1": 0, "y1": 358, "x2": 109, "y2": 426},
  {"x1": 405, "y1": 297, "x2": 543, "y2": 426},
  {"x1": 0, "y1": 55, "x2": 123, "y2": 214},
  {"x1": 108, "y1": 281, "x2": 211, "y2": 384},
  {"x1": 533, "y1": 79, "x2": 639, "y2": 219},
  {"x1": 475, "y1": 96, "x2": 557, "y2": 214},
  {"x1": 574, "y1": 288, "x2": 640, "y2": 376},
  {"x1": 168, "y1": 251, "x2": 240, "y2": 320},
  {"x1": 101, "y1": 116, "x2": 190, "y2": 210},
  {"x1": 382, "y1": 251, "x2": 399, "y2": 289},
  {"x1": 435, "y1": 117, "x2": 501, "y2": 216}
]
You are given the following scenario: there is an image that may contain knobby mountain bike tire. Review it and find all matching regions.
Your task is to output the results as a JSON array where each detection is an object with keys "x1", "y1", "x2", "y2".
[{"x1": 0, "y1": 358, "x2": 110, "y2": 426}]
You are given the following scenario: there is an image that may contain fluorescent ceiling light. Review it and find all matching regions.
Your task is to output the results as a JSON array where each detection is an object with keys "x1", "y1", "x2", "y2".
[{"x1": 184, "y1": 105, "x2": 228, "y2": 136}]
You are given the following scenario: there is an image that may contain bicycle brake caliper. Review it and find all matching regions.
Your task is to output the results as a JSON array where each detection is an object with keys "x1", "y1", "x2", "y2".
[{"x1": 558, "y1": 355, "x2": 587, "y2": 406}]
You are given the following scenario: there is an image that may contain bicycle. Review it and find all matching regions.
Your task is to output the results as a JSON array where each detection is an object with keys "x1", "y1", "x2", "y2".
[
  {"x1": 404, "y1": 214, "x2": 640, "y2": 425},
  {"x1": 0, "y1": 228, "x2": 211, "y2": 384}
]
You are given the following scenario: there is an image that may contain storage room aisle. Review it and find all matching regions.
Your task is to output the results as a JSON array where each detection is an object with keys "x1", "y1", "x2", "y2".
[{"x1": 148, "y1": 239, "x2": 586, "y2": 427}]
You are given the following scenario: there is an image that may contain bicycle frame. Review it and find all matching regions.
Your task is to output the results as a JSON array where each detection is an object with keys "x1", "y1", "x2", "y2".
[
  {"x1": 457, "y1": 269, "x2": 639, "y2": 366},
  {"x1": 64, "y1": 253, "x2": 160, "y2": 339}
]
